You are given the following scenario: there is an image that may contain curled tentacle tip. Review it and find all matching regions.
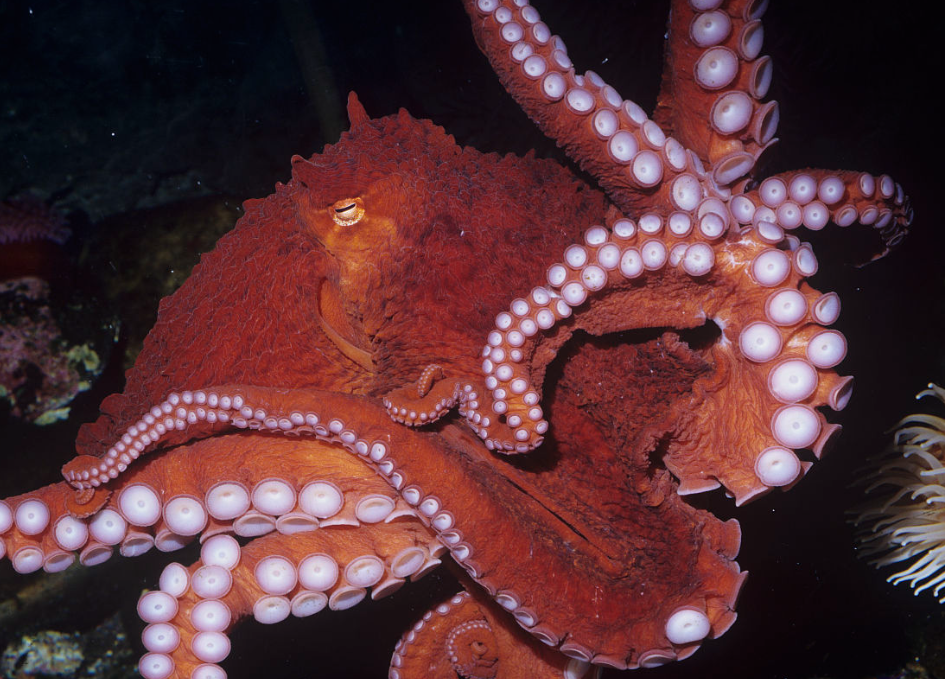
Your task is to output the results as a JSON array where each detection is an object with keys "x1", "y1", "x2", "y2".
[
  {"x1": 61, "y1": 454, "x2": 105, "y2": 486},
  {"x1": 68, "y1": 487, "x2": 111, "y2": 517}
]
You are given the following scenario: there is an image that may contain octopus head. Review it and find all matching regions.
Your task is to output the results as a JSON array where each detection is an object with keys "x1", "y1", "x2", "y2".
[
  {"x1": 289, "y1": 164, "x2": 411, "y2": 373},
  {"x1": 292, "y1": 166, "x2": 405, "y2": 267},
  {"x1": 282, "y1": 93, "x2": 457, "y2": 377}
]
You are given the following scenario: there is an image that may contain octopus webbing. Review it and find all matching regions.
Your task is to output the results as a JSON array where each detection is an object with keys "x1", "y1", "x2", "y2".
[{"x1": 0, "y1": 1, "x2": 920, "y2": 677}]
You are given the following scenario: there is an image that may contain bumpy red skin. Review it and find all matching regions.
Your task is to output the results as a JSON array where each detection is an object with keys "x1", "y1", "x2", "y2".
[
  {"x1": 2, "y1": 96, "x2": 753, "y2": 674},
  {"x1": 76, "y1": 96, "x2": 609, "y2": 459}
]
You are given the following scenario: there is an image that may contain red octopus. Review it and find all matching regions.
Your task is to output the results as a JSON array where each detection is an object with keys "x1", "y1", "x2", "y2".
[{"x1": 0, "y1": 1, "x2": 915, "y2": 678}]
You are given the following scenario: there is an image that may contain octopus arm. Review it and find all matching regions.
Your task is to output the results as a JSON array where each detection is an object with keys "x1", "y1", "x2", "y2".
[
  {"x1": 462, "y1": 0, "x2": 693, "y2": 215},
  {"x1": 136, "y1": 519, "x2": 439, "y2": 679},
  {"x1": 26, "y1": 385, "x2": 746, "y2": 667},
  {"x1": 460, "y1": 0, "x2": 912, "y2": 257},
  {"x1": 390, "y1": 568, "x2": 597, "y2": 679},
  {"x1": 653, "y1": 0, "x2": 777, "y2": 185},
  {"x1": 438, "y1": 416, "x2": 747, "y2": 667},
  {"x1": 739, "y1": 168, "x2": 912, "y2": 262},
  {"x1": 470, "y1": 215, "x2": 852, "y2": 503},
  {"x1": 5, "y1": 435, "x2": 441, "y2": 575},
  {"x1": 4, "y1": 433, "x2": 450, "y2": 679},
  {"x1": 384, "y1": 364, "x2": 466, "y2": 427}
]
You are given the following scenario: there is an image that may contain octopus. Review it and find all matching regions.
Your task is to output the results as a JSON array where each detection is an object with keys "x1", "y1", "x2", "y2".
[{"x1": 0, "y1": 1, "x2": 916, "y2": 678}]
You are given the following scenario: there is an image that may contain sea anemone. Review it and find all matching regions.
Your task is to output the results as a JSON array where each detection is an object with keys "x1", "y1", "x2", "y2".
[{"x1": 853, "y1": 383, "x2": 945, "y2": 601}]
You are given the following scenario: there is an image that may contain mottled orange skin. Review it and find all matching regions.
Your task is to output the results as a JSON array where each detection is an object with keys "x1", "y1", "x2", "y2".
[
  {"x1": 76, "y1": 96, "x2": 608, "y2": 458},
  {"x1": 2, "y1": 94, "x2": 755, "y2": 677}
]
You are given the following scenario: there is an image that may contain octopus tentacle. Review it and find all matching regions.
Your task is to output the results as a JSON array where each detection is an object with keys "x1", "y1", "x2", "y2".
[
  {"x1": 463, "y1": 0, "x2": 691, "y2": 215},
  {"x1": 653, "y1": 0, "x2": 777, "y2": 185},
  {"x1": 461, "y1": 0, "x2": 912, "y2": 260},
  {"x1": 740, "y1": 169, "x2": 913, "y2": 260},
  {"x1": 19, "y1": 386, "x2": 748, "y2": 665},
  {"x1": 137, "y1": 519, "x2": 438, "y2": 679},
  {"x1": 472, "y1": 218, "x2": 850, "y2": 501},
  {"x1": 392, "y1": 592, "x2": 503, "y2": 679},
  {"x1": 7, "y1": 435, "x2": 442, "y2": 576},
  {"x1": 390, "y1": 583, "x2": 598, "y2": 679},
  {"x1": 383, "y1": 365, "x2": 465, "y2": 427}
]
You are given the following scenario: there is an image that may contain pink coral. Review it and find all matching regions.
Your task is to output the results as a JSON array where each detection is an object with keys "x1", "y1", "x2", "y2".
[{"x1": 0, "y1": 278, "x2": 100, "y2": 424}]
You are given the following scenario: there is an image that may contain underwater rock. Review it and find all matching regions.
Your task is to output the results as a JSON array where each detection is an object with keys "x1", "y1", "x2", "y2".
[
  {"x1": 0, "y1": 613, "x2": 134, "y2": 679},
  {"x1": 0, "y1": 278, "x2": 102, "y2": 425}
]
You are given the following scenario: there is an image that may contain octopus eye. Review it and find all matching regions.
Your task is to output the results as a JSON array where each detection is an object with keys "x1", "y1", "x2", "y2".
[{"x1": 330, "y1": 197, "x2": 365, "y2": 226}]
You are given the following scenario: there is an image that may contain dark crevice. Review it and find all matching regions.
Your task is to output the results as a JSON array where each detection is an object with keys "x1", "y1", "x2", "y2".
[{"x1": 503, "y1": 475, "x2": 592, "y2": 545}]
